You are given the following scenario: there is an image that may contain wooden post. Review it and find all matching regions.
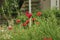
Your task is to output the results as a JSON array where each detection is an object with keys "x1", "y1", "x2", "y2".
[{"x1": 29, "y1": 0, "x2": 32, "y2": 27}]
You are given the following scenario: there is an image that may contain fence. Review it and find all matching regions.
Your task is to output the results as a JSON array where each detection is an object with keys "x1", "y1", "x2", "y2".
[
  {"x1": 20, "y1": 0, "x2": 40, "y2": 12},
  {"x1": 21, "y1": 0, "x2": 60, "y2": 12}
]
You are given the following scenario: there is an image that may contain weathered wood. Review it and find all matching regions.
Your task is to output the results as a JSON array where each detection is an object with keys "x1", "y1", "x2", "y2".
[{"x1": 20, "y1": 0, "x2": 40, "y2": 12}]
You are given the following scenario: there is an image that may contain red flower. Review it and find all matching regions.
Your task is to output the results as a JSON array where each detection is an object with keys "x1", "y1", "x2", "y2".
[
  {"x1": 26, "y1": 11, "x2": 32, "y2": 18},
  {"x1": 32, "y1": 18, "x2": 36, "y2": 21},
  {"x1": 25, "y1": 20, "x2": 29, "y2": 24},
  {"x1": 16, "y1": 19, "x2": 20, "y2": 23},
  {"x1": 48, "y1": 37, "x2": 52, "y2": 40},
  {"x1": 27, "y1": 13, "x2": 32, "y2": 18},
  {"x1": 22, "y1": 23, "x2": 27, "y2": 26},
  {"x1": 43, "y1": 37, "x2": 48, "y2": 40},
  {"x1": 8, "y1": 26, "x2": 12, "y2": 30},
  {"x1": 36, "y1": 12, "x2": 42, "y2": 16},
  {"x1": 43, "y1": 37, "x2": 52, "y2": 40}
]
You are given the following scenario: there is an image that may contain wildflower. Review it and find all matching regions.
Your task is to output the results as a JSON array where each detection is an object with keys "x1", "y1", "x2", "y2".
[
  {"x1": 36, "y1": 12, "x2": 42, "y2": 16},
  {"x1": 43, "y1": 37, "x2": 48, "y2": 40},
  {"x1": 26, "y1": 13, "x2": 32, "y2": 18},
  {"x1": 43, "y1": 37, "x2": 52, "y2": 40},
  {"x1": 16, "y1": 19, "x2": 20, "y2": 23},
  {"x1": 26, "y1": 11, "x2": 32, "y2": 18},
  {"x1": 25, "y1": 20, "x2": 29, "y2": 24},
  {"x1": 22, "y1": 23, "x2": 27, "y2": 26},
  {"x1": 32, "y1": 18, "x2": 36, "y2": 21},
  {"x1": 28, "y1": 14, "x2": 32, "y2": 18},
  {"x1": 8, "y1": 25, "x2": 12, "y2": 30},
  {"x1": 48, "y1": 37, "x2": 52, "y2": 40}
]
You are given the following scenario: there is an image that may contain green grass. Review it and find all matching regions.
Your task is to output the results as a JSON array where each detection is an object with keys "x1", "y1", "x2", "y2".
[
  {"x1": 0, "y1": 0, "x2": 60, "y2": 40},
  {"x1": 0, "y1": 9, "x2": 60, "y2": 40}
]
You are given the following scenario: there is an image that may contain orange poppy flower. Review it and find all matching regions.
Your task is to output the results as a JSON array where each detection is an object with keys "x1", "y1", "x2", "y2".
[{"x1": 36, "y1": 12, "x2": 42, "y2": 16}]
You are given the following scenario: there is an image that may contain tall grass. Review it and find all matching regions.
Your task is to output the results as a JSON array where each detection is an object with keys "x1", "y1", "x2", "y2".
[
  {"x1": 0, "y1": 0, "x2": 60, "y2": 40},
  {"x1": 0, "y1": 9, "x2": 60, "y2": 40}
]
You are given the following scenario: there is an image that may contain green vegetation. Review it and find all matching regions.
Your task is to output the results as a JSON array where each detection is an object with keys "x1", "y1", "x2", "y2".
[
  {"x1": 0, "y1": 0, "x2": 60, "y2": 40},
  {"x1": 0, "y1": 9, "x2": 60, "y2": 40}
]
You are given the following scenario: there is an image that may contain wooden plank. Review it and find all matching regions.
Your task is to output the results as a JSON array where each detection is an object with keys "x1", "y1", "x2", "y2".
[{"x1": 21, "y1": 0, "x2": 40, "y2": 12}]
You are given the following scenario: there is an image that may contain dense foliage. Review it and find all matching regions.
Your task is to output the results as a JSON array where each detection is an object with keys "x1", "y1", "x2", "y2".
[
  {"x1": 0, "y1": 0, "x2": 60, "y2": 40},
  {"x1": 0, "y1": 9, "x2": 60, "y2": 40}
]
